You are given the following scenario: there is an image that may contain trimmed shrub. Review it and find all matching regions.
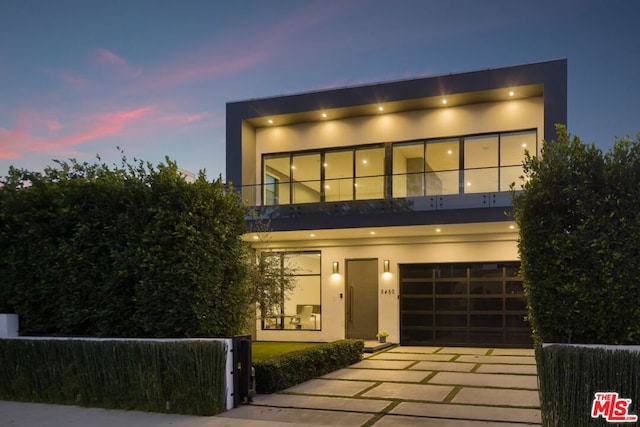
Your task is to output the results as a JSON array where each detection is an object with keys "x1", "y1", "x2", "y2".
[
  {"x1": 537, "y1": 345, "x2": 640, "y2": 426},
  {"x1": 0, "y1": 339, "x2": 228, "y2": 415},
  {"x1": 0, "y1": 157, "x2": 249, "y2": 337},
  {"x1": 513, "y1": 126, "x2": 640, "y2": 345},
  {"x1": 254, "y1": 339, "x2": 364, "y2": 393}
]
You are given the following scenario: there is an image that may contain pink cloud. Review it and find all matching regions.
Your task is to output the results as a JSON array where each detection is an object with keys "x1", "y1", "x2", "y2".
[
  {"x1": 35, "y1": 106, "x2": 154, "y2": 151},
  {"x1": 92, "y1": 48, "x2": 143, "y2": 78},
  {"x1": 0, "y1": 106, "x2": 155, "y2": 159},
  {"x1": 45, "y1": 119, "x2": 63, "y2": 133}
]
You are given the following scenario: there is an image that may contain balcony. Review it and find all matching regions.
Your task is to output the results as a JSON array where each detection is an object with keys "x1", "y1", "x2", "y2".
[{"x1": 235, "y1": 168, "x2": 519, "y2": 227}]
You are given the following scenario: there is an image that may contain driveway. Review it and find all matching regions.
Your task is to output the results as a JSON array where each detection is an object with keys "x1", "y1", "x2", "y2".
[{"x1": 0, "y1": 345, "x2": 540, "y2": 426}]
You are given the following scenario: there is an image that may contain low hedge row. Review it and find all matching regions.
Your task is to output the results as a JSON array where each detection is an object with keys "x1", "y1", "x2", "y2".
[
  {"x1": 0, "y1": 339, "x2": 228, "y2": 416},
  {"x1": 254, "y1": 339, "x2": 364, "y2": 393},
  {"x1": 537, "y1": 345, "x2": 640, "y2": 426}
]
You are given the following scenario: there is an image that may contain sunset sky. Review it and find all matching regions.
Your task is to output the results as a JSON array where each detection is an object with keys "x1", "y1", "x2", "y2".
[{"x1": 1, "y1": 0, "x2": 639, "y2": 180}]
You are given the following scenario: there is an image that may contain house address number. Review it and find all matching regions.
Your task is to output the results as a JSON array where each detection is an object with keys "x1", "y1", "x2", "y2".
[{"x1": 380, "y1": 289, "x2": 396, "y2": 295}]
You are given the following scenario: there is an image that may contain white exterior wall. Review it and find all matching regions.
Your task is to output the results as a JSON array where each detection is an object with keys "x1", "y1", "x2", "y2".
[
  {"x1": 255, "y1": 235, "x2": 518, "y2": 343},
  {"x1": 253, "y1": 97, "x2": 544, "y2": 183}
]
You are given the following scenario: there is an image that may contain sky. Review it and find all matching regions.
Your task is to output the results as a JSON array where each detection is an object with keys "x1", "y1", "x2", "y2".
[{"x1": 1, "y1": 0, "x2": 639, "y2": 180}]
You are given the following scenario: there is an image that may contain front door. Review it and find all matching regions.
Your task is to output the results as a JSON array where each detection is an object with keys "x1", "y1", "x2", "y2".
[{"x1": 345, "y1": 259, "x2": 378, "y2": 339}]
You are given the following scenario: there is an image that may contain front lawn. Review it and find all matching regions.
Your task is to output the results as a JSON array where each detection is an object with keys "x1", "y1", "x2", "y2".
[{"x1": 252, "y1": 341, "x2": 325, "y2": 362}]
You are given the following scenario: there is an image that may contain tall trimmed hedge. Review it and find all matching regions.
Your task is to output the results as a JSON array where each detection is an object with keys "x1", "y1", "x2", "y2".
[
  {"x1": 513, "y1": 126, "x2": 640, "y2": 344},
  {"x1": 0, "y1": 339, "x2": 228, "y2": 415},
  {"x1": 537, "y1": 345, "x2": 640, "y2": 426},
  {"x1": 0, "y1": 157, "x2": 248, "y2": 337}
]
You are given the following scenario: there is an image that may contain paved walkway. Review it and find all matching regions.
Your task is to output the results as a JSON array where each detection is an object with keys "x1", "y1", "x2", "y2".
[{"x1": 0, "y1": 345, "x2": 540, "y2": 426}]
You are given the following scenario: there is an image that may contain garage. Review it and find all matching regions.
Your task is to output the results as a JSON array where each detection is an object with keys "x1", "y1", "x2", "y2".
[{"x1": 399, "y1": 262, "x2": 531, "y2": 347}]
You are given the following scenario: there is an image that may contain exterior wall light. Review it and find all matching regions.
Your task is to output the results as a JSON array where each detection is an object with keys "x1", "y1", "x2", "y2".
[
  {"x1": 383, "y1": 259, "x2": 390, "y2": 273},
  {"x1": 332, "y1": 261, "x2": 339, "y2": 274}
]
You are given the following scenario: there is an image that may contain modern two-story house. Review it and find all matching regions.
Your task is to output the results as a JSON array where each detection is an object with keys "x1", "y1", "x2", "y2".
[{"x1": 226, "y1": 59, "x2": 567, "y2": 347}]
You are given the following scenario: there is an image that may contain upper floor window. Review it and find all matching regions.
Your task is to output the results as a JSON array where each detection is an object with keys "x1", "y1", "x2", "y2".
[
  {"x1": 263, "y1": 144, "x2": 385, "y2": 205},
  {"x1": 261, "y1": 130, "x2": 535, "y2": 205}
]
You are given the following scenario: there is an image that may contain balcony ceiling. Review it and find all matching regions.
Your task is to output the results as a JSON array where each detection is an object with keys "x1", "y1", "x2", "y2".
[
  {"x1": 246, "y1": 84, "x2": 543, "y2": 128},
  {"x1": 244, "y1": 221, "x2": 518, "y2": 247}
]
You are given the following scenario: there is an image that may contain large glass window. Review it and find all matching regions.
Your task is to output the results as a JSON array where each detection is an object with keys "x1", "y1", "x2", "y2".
[
  {"x1": 393, "y1": 142, "x2": 424, "y2": 198},
  {"x1": 464, "y1": 135, "x2": 499, "y2": 193},
  {"x1": 261, "y1": 252, "x2": 322, "y2": 331},
  {"x1": 355, "y1": 146, "x2": 385, "y2": 200},
  {"x1": 426, "y1": 138, "x2": 459, "y2": 195},
  {"x1": 264, "y1": 155, "x2": 291, "y2": 204},
  {"x1": 500, "y1": 131, "x2": 535, "y2": 191},
  {"x1": 262, "y1": 129, "x2": 536, "y2": 205},
  {"x1": 292, "y1": 153, "x2": 321, "y2": 203},
  {"x1": 324, "y1": 150, "x2": 354, "y2": 202}
]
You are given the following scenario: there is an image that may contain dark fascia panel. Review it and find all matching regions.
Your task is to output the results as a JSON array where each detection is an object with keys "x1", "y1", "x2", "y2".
[
  {"x1": 249, "y1": 206, "x2": 513, "y2": 233},
  {"x1": 226, "y1": 59, "x2": 567, "y2": 185}
]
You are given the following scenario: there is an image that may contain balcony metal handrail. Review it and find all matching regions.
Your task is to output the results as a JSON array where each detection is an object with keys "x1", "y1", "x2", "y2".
[{"x1": 229, "y1": 166, "x2": 521, "y2": 208}]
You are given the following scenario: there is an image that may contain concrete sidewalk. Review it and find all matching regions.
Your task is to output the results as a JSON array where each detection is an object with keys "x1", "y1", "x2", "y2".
[{"x1": 0, "y1": 345, "x2": 541, "y2": 426}]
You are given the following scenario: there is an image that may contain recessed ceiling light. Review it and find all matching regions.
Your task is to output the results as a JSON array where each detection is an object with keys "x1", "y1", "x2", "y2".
[
  {"x1": 324, "y1": 184, "x2": 330, "y2": 189},
  {"x1": 447, "y1": 149, "x2": 452, "y2": 155},
  {"x1": 522, "y1": 143, "x2": 527, "y2": 148},
  {"x1": 442, "y1": 99, "x2": 448, "y2": 105},
  {"x1": 323, "y1": 162, "x2": 328, "y2": 167},
  {"x1": 291, "y1": 165, "x2": 296, "y2": 170},
  {"x1": 321, "y1": 112, "x2": 327, "y2": 118},
  {"x1": 509, "y1": 91, "x2": 515, "y2": 97},
  {"x1": 435, "y1": 228, "x2": 441, "y2": 233},
  {"x1": 466, "y1": 182, "x2": 471, "y2": 186},
  {"x1": 252, "y1": 235, "x2": 259, "y2": 240},
  {"x1": 378, "y1": 106, "x2": 384, "y2": 111},
  {"x1": 509, "y1": 225, "x2": 515, "y2": 230},
  {"x1": 362, "y1": 159, "x2": 368, "y2": 164},
  {"x1": 310, "y1": 233, "x2": 316, "y2": 237},
  {"x1": 370, "y1": 231, "x2": 376, "y2": 235},
  {"x1": 268, "y1": 119, "x2": 273, "y2": 124}
]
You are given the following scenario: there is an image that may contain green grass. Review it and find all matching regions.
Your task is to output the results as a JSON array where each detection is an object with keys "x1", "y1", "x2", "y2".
[{"x1": 252, "y1": 341, "x2": 325, "y2": 362}]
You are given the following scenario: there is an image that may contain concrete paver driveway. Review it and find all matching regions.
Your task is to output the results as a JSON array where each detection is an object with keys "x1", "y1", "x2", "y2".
[{"x1": 0, "y1": 345, "x2": 541, "y2": 426}]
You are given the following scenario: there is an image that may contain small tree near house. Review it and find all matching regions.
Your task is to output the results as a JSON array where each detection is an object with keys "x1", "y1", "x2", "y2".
[{"x1": 242, "y1": 220, "x2": 299, "y2": 338}]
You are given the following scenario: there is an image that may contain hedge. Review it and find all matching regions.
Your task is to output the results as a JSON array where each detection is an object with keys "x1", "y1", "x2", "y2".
[
  {"x1": 513, "y1": 126, "x2": 640, "y2": 345},
  {"x1": 537, "y1": 345, "x2": 640, "y2": 426},
  {"x1": 0, "y1": 157, "x2": 249, "y2": 337},
  {"x1": 254, "y1": 339, "x2": 364, "y2": 393},
  {"x1": 0, "y1": 339, "x2": 228, "y2": 416}
]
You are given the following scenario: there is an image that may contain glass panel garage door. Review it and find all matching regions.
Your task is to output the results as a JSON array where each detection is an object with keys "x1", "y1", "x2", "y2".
[{"x1": 400, "y1": 262, "x2": 531, "y2": 347}]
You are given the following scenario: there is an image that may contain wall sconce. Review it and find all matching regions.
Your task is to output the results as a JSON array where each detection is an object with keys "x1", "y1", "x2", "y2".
[
  {"x1": 332, "y1": 261, "x2": 339, "y2": 274},
  {"x1": 383, "y1": 259, "x2": 390, "y2": 273}
]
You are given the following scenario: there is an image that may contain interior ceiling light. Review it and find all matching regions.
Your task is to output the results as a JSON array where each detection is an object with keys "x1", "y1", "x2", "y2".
[
  {"x1": 370, "y1": 231, "x2": 376, "y2": 235},
  {"x1": 435, "y1": 228, "x2": 441, "y2": 233},
  {"x1": 509, "y1": 225, "x2": 515, "y2": 230},
  {"x1": 509, "y1": 91, "x2": 515, "y2": 97},
  {"x1": 252, "y1": 235, "x2": 259, "y2": 240},
  {"x1": 268, "y1": 119, "x2": 273, "y2": 124},
  {"x1": 378, "y1": 106, "x2": 384, "y2": 111},
  {"x1": 442, "y1": 99, "x2": 448, "y2": 105},
  {"x1": 321, "y1": 112, "x2": 327, "y2": 118},
  {"x1": 310, "y1": 233, "x2": 316, "y2": 237}
]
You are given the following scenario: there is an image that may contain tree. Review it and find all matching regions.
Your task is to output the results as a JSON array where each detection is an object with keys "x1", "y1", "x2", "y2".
[
  {"x1": 512, "y1": 125, "x2": 640, "y2": 344},
  {"x1": 242, "y1": 220, "x2": 299, "y2": 336}
]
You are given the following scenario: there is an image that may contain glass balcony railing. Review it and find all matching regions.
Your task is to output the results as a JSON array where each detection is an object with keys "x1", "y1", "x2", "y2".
[{"x1": 234, "y1": 167, "x2": 522, "y2": 211}]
